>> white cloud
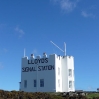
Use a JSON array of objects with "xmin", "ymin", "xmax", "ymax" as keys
[
  {"xmin": 15, "ymin": 27, "xmax": 25, "ymax": 38},
  {"xmin": 81, "ymin": 11, "xmax": 95, "ymax": 18},
  {"xmin": 52, "ymin": 0, "xmax": 79, "ymax": 12}
]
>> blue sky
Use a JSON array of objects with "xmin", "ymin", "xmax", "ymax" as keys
[{"xmin": 0, "ymin": 0, "xmax": 99, "ymax": 91}]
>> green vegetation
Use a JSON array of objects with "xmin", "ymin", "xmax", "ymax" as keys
[
  {"xmin": 87, "ymin": 93, "xmax": 99, "ymax": 99},
  {"xmin": 0, "ymin": 90, "xmax": 99, "ymax": 99}
]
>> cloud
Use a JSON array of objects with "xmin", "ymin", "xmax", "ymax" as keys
[
  {"xmin": 52, "ymin": 0, "xmax": 79, "ymax": 12},
  {"xmin": 81, "ymin": 11, "xmax": 95, "ymax": 18},
  {"xmin": 15, "ymin": 27, "xmax": 25, "ymax": 38}
]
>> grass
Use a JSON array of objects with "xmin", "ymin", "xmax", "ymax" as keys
[{"xmin": 87, "ymin": 93, "xmax": 99, "ymax": 99}]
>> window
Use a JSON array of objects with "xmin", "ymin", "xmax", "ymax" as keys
[
  {"xmin": 69, "ymin": 81, "xmax": 72, "ymax": 89},
  {"xmin": 69, "ymin": 69, "xmax": 72, "ymax": 77},
  {"xmin": 24, "ymin": 80, "xmax": 27, "ymax": 88},
  {"xmin": 58, "ymin": 79, "xmax": 60, "ymax": 87},
  {"xmin": 34, "ymin": 79, "xmax": 37, "ymax": 87},
  {"xmin": 40, "ymin": 79, "xmax": 44, "ymax": 87},
  {"xmin": 58, "ymin": 67, "xmax": 60, "ymax": 75}
]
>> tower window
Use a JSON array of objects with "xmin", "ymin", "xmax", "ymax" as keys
[
  {"xmin": 58, "ymin": 67, "xmax": 60, "ymax": 75},
  {"xmin": 40, "ymin": 79, "xmax": 44, "ymax": 87},
  {"xmin": 24, "ymin": 80, "xmax": 27, "ymax": 88},
  {"xmin": 69, "ymin": 81, "xmax": 72, "ymax": 89},
  {"xmin": 58, "ymin": 79, "xmax": 60, "ymax": 87},
  {"xmin": 34, "ymin": 79, "xmax": 37, "ymax": 87},
  {"xmin": 69, "ymin": 69, "xmax": 72, "ymax": 77}
]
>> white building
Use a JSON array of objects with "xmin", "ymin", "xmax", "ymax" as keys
[{"xmin": 20, "ymin": 53, "xmax": 75, "ymax": 92}]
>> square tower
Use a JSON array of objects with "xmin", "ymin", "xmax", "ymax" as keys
[{"xmin": 20, "ymin": 53, "xmax": 75, "ymax": 92}]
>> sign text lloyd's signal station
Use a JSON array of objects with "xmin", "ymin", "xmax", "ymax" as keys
[{"xmin": 22, "ymin": 58, "xmax": 54, "ymax": 72}]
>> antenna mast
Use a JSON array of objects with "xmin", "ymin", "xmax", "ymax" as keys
[
  {"xmin": 64, "ymin": 42, "xmax": 66, "ymax": 56},
  {"xmin": 50, "ymin": 41, "xmax": 66, "ymax": 56},
  {"xmin": 24, "ymin": 48, "xmax": 25, "ymax": 57}
]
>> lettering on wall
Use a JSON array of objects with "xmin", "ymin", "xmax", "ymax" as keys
[
  {"xmin": 22, "ymin": 65, "xmax": 54, "ymax": 72},
  {"xmin": 28, "ymin": 58, "xmax": 48, "ymax": 64}
]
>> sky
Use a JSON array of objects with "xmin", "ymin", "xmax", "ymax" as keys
[{"xmin": 0, "ymin": 0, "xmax": 99, "ymax": 91}]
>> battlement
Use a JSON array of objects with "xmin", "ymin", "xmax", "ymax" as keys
[
  {"xmin": 22, "ymin": 53, "xmax": 74, "ymax": 60},
  {"xmin": 22, "ymin": 53, "xmax": 55, "ymax": 60}
]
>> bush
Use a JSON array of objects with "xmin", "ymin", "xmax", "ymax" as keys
[{"xmin": 0, "ymin": 90, "xmax": 99, "ymax": 99}]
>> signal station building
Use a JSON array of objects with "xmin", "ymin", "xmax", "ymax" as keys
[{"xmin": 20, "ymin": 53, "xmax": 75, "ymax": 92}]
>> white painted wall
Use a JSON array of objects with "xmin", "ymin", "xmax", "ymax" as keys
[
  {"xmin": 67, "ymin": 56, "xmax": 75, "ymax": 92},
  {"xmin": 61, "ymin": 56, "xmax": 68, "ymax": 92},
  {"xmin": 55, "ymin": 55, "xmax": 62, "ymax": 92},
  {"xmin": 20, "ymin": 54, "xmax": 75, "ymax": 92},
  {"xmin": 20, "ymin": 54, "xmax": 56, "ymax": 92}
]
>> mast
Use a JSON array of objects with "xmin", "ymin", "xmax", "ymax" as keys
[
  {"xmin": 24, "ymin": 48, "xmax": 25, "ymax": 57},
  {"xmin": 64, "ymin": 42, "xmax": 66, "ymax": 56},
  {"xmin": 50, "ymin": 41, "xmax": 66, "ymax": 56}
]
